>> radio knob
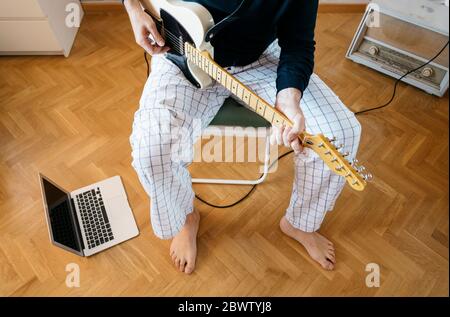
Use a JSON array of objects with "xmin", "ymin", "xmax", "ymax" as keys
[
  {"xmin": 368, "ymin": 46, "xmax": 379, "ymax": 56},
  {"xmin": 421, "ymin": 67, "xmax": 434, "ymax": 78}
]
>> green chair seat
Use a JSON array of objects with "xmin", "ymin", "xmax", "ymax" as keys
[{"xmin": 209, "ymin": 98, "xmax": 271, "ymax": 128}]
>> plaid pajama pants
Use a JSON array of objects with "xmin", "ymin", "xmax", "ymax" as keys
[{"xmin": 130, "ymin": 41, "xmax": 362, "ymax": 239}]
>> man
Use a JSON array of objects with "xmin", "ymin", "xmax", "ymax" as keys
[{"xmin": 124, "ymin": 0, "xmax": 362, "ymax": 274}]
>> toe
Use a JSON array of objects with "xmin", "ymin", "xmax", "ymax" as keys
[
  {"xmin": 179, "ymin": 259, "xmax": 186, "ymax": 272},
  {"xmin": 174, "ymin": 257, "xmax": 181, "ymax": 269},
  {"xmin": 184, "ymin": 263, "xmax": 195, "ymax": 275},
  {"xmin": 319, "ymin": 258, "xmax": 334, "ymax": 270},
  {"xmin": 184, "ymin": 258, "xmax": 196, "ymax": 275},
  {"xmin": 327, "ymin": 252, "xmax": 336, "ymax": 264}
]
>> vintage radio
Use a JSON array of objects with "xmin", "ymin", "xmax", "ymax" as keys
[{"xmin": 346, "ymin": 1, "xmax": 449, "ymax": 97}]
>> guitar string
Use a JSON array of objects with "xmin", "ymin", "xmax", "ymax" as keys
[
  {"xmin": 153, "ymin": 23, "xmax": 186, "ymax": 53},
  {"xmin": 148, "ymin": 22, "xmax": 185, "ymax": 53},
  {"xmin": 154, "ymin": 20, "xmax": 185, "ymax": 45},
  {"xmin": 160, "ymin": 34, "xmax": 184, "ymax": 54}
]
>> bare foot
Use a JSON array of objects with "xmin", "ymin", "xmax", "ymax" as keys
[
  {"xmin": 169, "ymin": 210, "xmax": 200, "ymax": 274},
  {"xmin": 280, "ymin": 216, "xmax": 336, "ymax": 270}
]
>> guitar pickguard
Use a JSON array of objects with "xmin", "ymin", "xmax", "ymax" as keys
[{"xmin": 159, "ymin": 9, "xmax": 201, "ymax": 88}]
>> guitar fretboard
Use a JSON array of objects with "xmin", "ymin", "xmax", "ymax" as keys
[{"xmin": 185, "ymin": 43, "xmax": 304, "ymax": 138}]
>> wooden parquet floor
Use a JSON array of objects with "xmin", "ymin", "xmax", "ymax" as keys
[{"xmin": 0, "ymin": 11, "xmax": 448, "ymax": 296}]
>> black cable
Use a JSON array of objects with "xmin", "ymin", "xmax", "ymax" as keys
[
  {"xmin": 354, "ymin": 41, "xmax": 449, "ymax": 115},
  {"xmin": 195, "ymin": 184, "xmax": 257, "ymax": 209},
  {"xmin": 194, "ymin": 150, "xmax": 294, "ymax": 208}
]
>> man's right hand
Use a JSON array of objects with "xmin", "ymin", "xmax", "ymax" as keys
[{"xmin": 124, "ymin": 0, "xmax": 170, "ymax": 55}]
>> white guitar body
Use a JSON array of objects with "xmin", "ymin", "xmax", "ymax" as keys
[{"xmin": 141, "ymin": 0, "xmax": 215, "ymax": 88}]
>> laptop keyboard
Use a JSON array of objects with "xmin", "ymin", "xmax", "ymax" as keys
[{"xmin": 76, "ymin": 188, "xmax": 114, "ymax": 249}]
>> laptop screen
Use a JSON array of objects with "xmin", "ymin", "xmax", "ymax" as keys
[{"xmin": 41, "ymin": 177, "xmax": 82, "ymax": 253}]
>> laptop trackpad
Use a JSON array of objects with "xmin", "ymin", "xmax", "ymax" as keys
[
  {"xmin": 106, "ymin": 195, "xmax": 138, "ymax": 241},
  {"xmin": 106, "ymin": 196, "xmax": 130, "ymax": 220}
]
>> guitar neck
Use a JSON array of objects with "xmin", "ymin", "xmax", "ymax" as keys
[{"xmin": 184, "ymin": 43, "xmax": 306, "ymax": 140}]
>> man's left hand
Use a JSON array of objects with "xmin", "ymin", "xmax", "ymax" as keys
[{"xmin": 270, "ymin": 88, "xmax": 306, "ymax": 154}]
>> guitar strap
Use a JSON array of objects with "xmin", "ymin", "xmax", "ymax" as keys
[{"xmin": 204, "ymin": 0, "xmax": 249, "ymax": 43}]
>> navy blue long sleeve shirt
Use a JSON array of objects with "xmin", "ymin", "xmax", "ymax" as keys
[
  {"xmin": 188, "ymin": 0, "xmax": 319, "ymax": 94},
  {"xmin": 124, "ymin": 0, "xmax": 319, "ymax": 93}
]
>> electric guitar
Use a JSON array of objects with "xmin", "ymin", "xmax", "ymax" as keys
[{"xmin": 140, "ymin": 0, "xmax": 372, "ymax": 191}]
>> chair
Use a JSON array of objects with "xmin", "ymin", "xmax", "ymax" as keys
[{"xmin": 192, "ymin": 98, "xmax": 272, "ymax": 185}]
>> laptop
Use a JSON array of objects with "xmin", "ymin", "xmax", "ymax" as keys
[{"xmin": 39, "ymin": 173, "xmax": 139, "ymax": 256}]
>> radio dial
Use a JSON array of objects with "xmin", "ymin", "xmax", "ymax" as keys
[
  {"xmin": 368, "ymin": 46, "xmax": 379, "ymax": 56},
  {"xmin": 421, "ymin": 67, "xmax": 434, "ymax": 78}
]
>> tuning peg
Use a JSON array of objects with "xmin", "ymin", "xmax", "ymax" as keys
[
  {"xmin": 351, "ymin": 158, "xmax": 359, "ymax": 166},
  {"xmin": 335, "ymin": 165, "xmax": 344, "ymax": 172},
  {"xmin": 362, "ymin": 172, "xmax": 373, "ymax": 182},
  {"xmin": 356, "ymin": 165, "xmax": 366, "ymax": 173},
  {"xmin": 335, "ymin": 143, "xmax": 344, "ymax": 150},
  {"xmin": 328, "ymin": 136, "xmax": 337, "ymax": 142},
  {"xmin": 341, "ymin": 151, "xmax": 350, "ymax": 157}
]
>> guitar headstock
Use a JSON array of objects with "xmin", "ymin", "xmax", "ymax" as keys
[{"xmin": 302, "ymin": 133, "xmax": 372, "ymax": 191}]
